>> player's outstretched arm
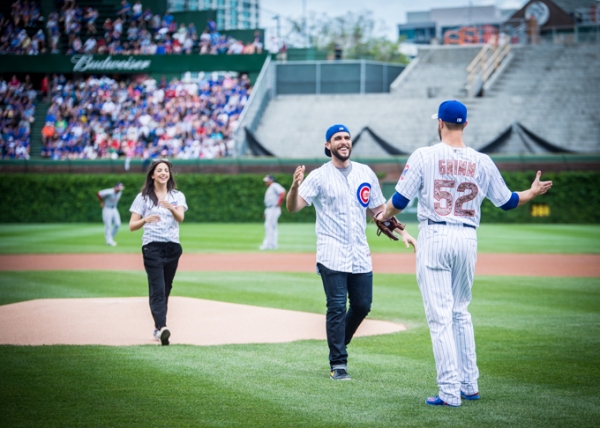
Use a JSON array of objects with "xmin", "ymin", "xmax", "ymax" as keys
[
  {"xmin": 516, "ymin": 171, "xmax": 553, "ymax": 207},
  {"xmin": 374, "ymin": 199, "xmax": 402, "ymax": 221},
  {"xmin": 286, "ymin": 165, "xmax": 308, "ymax": 213}
]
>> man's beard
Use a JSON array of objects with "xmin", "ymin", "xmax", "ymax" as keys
[{"xmin": 331, "ymin": 146, "xmax": 351, "ymax": 162}]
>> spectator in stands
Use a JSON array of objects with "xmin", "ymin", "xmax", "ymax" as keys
[
  {"xmin": 117, "ymin": 0, "xmax": 131, "ymax": 22},
  {"xmin": 253, "ymin": 31, "xmax": 263, "ymax": 53},
  {"xmin": 83, "ymin": 35, "xmax": 96, "ymax": 53},
  {"xmin": 131, "ymin": 0, "xmax": 142, "ymax": 23},
  {"xmin": 68, "ymin": 35, "xmax": 82, "ymax": 54},
  {"xmin": 334, "ymin": 43, "xmax": 343, "ymax": 60},
  {"xmin": 84, "ymin": 6, "xmax": 98, "ymax": 34},
  {"xmin": 103, "ymin": 18, "xmax": 113, "ymax": 38}
]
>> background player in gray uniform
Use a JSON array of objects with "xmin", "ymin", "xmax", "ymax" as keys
[
  {"xmin": 97, "ymin": 182, "xmax": 124, "ymax": 246},
  {"xmin": 260, "ymin": 175, "xmax": 286, "ymax": 250},
  {"xmin": 376, "ymin": 100, "xmax": 552, "ymax": 406},
  {"xmin": 287, "ymin": 124, "xmax": 416, "ymax": 381},
  {"xmin": 129, "ymin": 159, "xmax": 188, "ymax": 346}
]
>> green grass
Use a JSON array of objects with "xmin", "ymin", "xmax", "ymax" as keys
[
  {"xmin": 1, "ymin": 271, "xmax": 599, "ymax": 427},
  {"xmin": 0, "ymin": 223, "xmax": 599, "ymax": 254}
]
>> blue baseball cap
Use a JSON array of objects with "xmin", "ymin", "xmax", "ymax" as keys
[
  {"xmin": 324, "ymin": 124, "xmax": 350, "ymax": 157},
  {"xmin": 432, "ymin": 100, "xmax": 467, "ymax": 124},
  {"xmin": 262, "ymin": 175, "xmax": 275, "ymax": 182}
]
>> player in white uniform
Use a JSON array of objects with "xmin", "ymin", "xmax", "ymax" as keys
[
  {"xmin": 260, "ymin": 175, "xmax": 286, "ymax": 250},
  {"xmin": 287, "ymin": 124, "xmax": 416, "ymax": 381},
  {"xmin": 376, "ymin": 100, "xmax": 552, "ymax": 406},
  {"xmin": 129, "ymin": 159, "xmax": 188, "ymax": 346},
  {"xmin": 97, "ymin": 183, "xmax": 124, "ymax": 246}
]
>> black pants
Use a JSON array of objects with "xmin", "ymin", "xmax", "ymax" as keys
[
  {"xmin": 142, "ymin": 242, "xmax": 183, "ymax": 330},
  {"xmin": 317, "ymin": 263, "xmax": 373, "ymax": 368}
]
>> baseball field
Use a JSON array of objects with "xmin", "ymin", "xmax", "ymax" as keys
[{"xmin": 0, "ymin": 223, "xmax": 599, "ymax": 427}]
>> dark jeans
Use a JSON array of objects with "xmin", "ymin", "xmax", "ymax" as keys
[
  {"xmin": 142, "ymin": 242, "xmax": 183, "ymax": 330},
  {"xmin": 317, "ymin": 263, "xmax": 373, "ymax": 368}
]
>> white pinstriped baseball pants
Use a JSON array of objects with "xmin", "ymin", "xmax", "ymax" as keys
[
  {"xmin": 261, "ymin": 206, "xmax": 281, "ymax": 249},
  {"xmin": 102, "ymin": 207, "xmax": 121, "ymax": 244},
  {"xmin": 416, "ymin": 223, "xmax": 479, "ymax": 406}
]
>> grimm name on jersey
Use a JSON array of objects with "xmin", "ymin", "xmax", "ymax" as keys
[
  {"xmin": 356, "ymin": 183, "xmax": 371, "ymax": 207},
  {"xmin": 439, "ymin": 159, "xmax": 477, "ymax": 178}
]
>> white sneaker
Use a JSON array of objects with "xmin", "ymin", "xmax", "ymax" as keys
[
  {"xmin": 153, "ymin": 329, "xmax": 161, "ymax": 342},
  {"xmin": 107, "ymin": 241, "xmax": 117, "ymax": 247}
]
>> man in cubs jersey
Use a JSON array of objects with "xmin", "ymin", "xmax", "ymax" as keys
[
  {"xmin": 97, "ymin": 182, "xmax": 124, "ymax": 246},
  {"xmin": 260, "ymin": 175, "xmax": 286, "ymax": 250},
  {"xmin": 376, "ymin": 100, "xmax": 552, "ymax": 406},
  {"xmin": 287, "ymin": 124, "xmax": 417, "ymax": 381}
]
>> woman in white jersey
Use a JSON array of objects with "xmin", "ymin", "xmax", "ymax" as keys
[{"xmin": 129, "ymin": 159, "xmax": 188, "ymax": 346}]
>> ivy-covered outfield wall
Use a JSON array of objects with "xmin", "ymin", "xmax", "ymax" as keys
[{"xmin": 1, "ymin": 171, "xmax": 598, "ymax": 224}]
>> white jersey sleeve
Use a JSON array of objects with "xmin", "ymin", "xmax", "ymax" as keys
[
  {"xmin": 129, "ymin": 193, "xmax": 147, "ymax": 216},
  {"xmin": 367, "ymin": 168, "xmax": 386, "ymax": 209},
  {"xmin": 298, "ymin": 169, "xmax": 322, "ymax": 207},
  {"xmin": 98, "ymin": 188, "xmax": 113, "ymax": 199},
  {"xmin": 395, "ymin": 150, "xmax": 424, "ymax": 200},
  {"xmin": 480, "ymin": 155, "xmax": 512, "ymax": 207}
]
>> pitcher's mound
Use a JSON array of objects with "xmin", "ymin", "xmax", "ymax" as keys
[{"xmin": 0, "ymin": 297, "xmax": 407, "ymax": 346}]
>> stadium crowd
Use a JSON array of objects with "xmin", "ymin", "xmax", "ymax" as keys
[
  {"xmin": 41, "ymin": 72, "xmax": 250, "ymax": 160},
  {"xmin": 0, "ymin": 0, "xmax": 45, "ymax": 54},
  {"xmin": 0, "ymin": 75, "xmax": 36, "ymax": 159},
  {"xmin": 1, "ymin": 0, "xmax": 264, "ymax": 56}
]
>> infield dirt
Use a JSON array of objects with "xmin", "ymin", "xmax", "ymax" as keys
[{"xmin": 1, "ymin": 252, "xmax": 597, "ymax": 347}]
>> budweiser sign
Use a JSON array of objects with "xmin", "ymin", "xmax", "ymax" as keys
[{"xmin": 71, "ymin": 55, "xmax": 152, "ymax": 72}]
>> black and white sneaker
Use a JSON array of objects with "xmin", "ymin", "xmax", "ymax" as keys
[
  {"xmin": 158, "ymin": 327, "xmax": 170, "ymax": 346},
  {"xmin": 330, "ymin": 368, "xmax": 351, "ymax": 380}
]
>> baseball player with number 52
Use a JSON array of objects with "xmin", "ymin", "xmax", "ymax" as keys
[{"xmin": 375, "ymin": 100, "xmax": 552, "ymax": 407}]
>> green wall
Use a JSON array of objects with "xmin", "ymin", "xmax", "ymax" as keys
[{"xmin": 2, "ymin": 171, "xmax": 599, "ymax": 224}]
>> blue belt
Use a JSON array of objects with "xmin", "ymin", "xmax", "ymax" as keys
[{"xmin": 428, "ymin": 219, "xmax": 476, "ymax": 229}]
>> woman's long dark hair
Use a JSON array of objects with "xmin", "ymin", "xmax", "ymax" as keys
[{"xmin": 141, "ymin": 159, "xmax": 177, "ymax": 206}]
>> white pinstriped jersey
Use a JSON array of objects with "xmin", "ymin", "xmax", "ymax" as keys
[
  {"xmin": 298, "ymin": 161, "xmax": 385, "ymax": 273},
  {"xmin": 264, "ymin": 182, "xmax": 285, "ymax": 207},
  {"xmin": 98, "ymin": 188, "xmax": 122, "ymax": 208},
  {"xmin": 129, "ymin": 190, "xmax": 188, "ymax": 245},
  {"xmin": 395, "ymin": 143, "xmax": 512, "ymax": 228}
]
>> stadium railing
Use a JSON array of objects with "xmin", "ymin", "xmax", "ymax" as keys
[
  {"xmin": 233, "ymin": 55, "xmax": 273, "ymax": 156},
  {"xmin": 1, "ymin": 154, "xmax": 598, "ymax": 174}
]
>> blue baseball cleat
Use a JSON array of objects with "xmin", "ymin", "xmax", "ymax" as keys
[
  {"xmin": 461, "ymin": 391, "xmax": 480, "ymax": 400},
  {"xmin": 426, "ymin": 396, "xmax": 460, "ymax": 407}
]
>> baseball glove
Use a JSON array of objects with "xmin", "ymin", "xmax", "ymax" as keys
[{"xmin": 374, "ymin": 212, "xmax": 405, "ymax": 241}]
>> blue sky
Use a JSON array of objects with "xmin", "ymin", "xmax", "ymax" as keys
[{"xmin": 259, "ymin": 0, "xmax": 528, "ymax": 43}]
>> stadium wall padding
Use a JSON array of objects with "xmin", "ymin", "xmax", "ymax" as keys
[{"xmin": 2, "ymin": 171, "xmax": 599, "ymax": 224}]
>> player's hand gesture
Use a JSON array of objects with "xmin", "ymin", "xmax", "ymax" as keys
[
  {"xmin": 159, "ymin": 200, "xmax": 174, "ymax": 211},
  {"xmin": 291, "ymin": 165, "xmax": 305, "ymax": 189},
  {"xmin": 531, "ymin": 171, "xmax": 552, "ymax": 197},
  {"xmin": 399, "ymin": 229, "xmax": 417, "ymax": 253},
  {"xmin": 144, "ymin": 214, "xmax": 161, "ymax": 223}
]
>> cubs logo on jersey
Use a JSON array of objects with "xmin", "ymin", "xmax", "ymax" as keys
[
  {"xmin": 356, "ymin": 183, "xmax": 371, "ymax": 207},
  {"xmin": 400, "ymin": 164, "xmax": 410, "ymax": 180}
]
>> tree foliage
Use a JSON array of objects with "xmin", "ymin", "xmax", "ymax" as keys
[{"xmin": 287, "ymin": 10, "xmax": 408, "ymax": 64}]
